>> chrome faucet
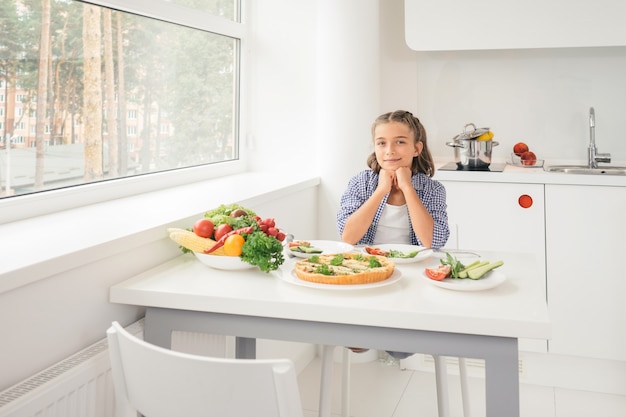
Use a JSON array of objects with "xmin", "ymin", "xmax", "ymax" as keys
[{"xmin": 588, "ymin": 107, "xmax": 611, "ymax": 168}]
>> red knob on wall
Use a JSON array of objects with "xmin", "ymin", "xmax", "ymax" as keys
[{"xmin": 518, "ymin": 194, "xmax": 533, "ymax": 208}]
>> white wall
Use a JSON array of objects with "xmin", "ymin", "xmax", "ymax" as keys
[
  {"xmin": 415, "ymin": 47, "xmax": 626, "ymax": 164},
  {"xmin": 247, "ymin": 0, "xmax": 383, "ymax": 240}
]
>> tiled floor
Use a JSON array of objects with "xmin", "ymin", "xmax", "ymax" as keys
[{"xmin": 296, "ymin": 352, "xmax": 556, "ymax": 417}]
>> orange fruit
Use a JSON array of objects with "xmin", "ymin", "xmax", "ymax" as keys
[{"xmin": 223, "ymin": 234, "xmax": 245, "ymax": 256}]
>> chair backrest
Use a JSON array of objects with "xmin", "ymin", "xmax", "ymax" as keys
[{"xmin": 106, "ymin": 321, "xmax": 304, "ymax": 417}]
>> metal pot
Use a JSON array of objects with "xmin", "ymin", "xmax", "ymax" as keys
[{"xmin": 446, "ymin": 123, "xmax": 499, "ymax": 169}]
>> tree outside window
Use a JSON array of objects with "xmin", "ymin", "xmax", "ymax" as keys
[{"xmin": 0, "ymin": 0, "xmax": 239, "ymax": 197}]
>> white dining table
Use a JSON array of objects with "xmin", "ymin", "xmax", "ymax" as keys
[{"xmin": 110, "ymin": 249, "xmax": 550, "ymax": 417}]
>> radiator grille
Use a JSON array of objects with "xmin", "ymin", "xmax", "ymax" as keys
[{"xmin": 0, "ymin": 319, "xmax": 144, "ymax": 417}]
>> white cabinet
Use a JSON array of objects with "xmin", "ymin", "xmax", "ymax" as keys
[
  {"xmin": 545, "ymin": 184, "xmax": 626, "ymax": 361},
  {"xmin": 442, "ymin": 180, "xmax": 545, "ymax": 258},
  {"xmin": 441, "ymin": 180, "xmax": 547, "ymax": 352},
  {"xmin": 405, "ymin": 0, "xmax": 626, "ymax": 51}
]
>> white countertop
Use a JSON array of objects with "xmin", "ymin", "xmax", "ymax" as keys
[
  {"xmin": 433, "ymin": 160, "xmax": 626, "ymax": 186},
  {"xmin": 110, "ymin": 250, "xmax": 550, "ymax": 340}
]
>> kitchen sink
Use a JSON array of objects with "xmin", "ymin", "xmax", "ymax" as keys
[{"xmin": 545, "ymin": 165, "xmax": 626, "ymax": 175}]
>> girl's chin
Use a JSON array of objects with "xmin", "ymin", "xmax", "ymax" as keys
[{"xmin": 382, "ymin": 162, "xmax": 402, "ymax": 169}]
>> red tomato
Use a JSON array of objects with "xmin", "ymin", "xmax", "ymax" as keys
[
  {"xmin": 425, "ymin": 265, "xmax": 451, "ymax": 281},
  {"xmin": 214, "ymin": 223, "xmax": 233, "ymax": 241},
  {"xmin": 365, "ymin": 246, "xmax": 389, "ymax": 257},
  {"xmin": 261, "ymin": 218, "xmax": 275, "ymax": 228},
  {"xmin": 193, "ymin": 218, "xmax": 214, "ymax": 238},
  {"xmin": 267, "ymin": 227, "xmax": 279, "ymax": 237},
  {"xmin": 276, "ymin": 232, "xmax": 286, "ymax": 242}
]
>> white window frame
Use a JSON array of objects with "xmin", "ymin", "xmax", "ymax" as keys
[{"xmin": 0, "ymin": 0, "xmax": 249, "ymax": 224}]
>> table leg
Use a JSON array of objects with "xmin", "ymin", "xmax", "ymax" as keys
[
  {"xmin": 484, "ymin": 337, "xmax": 519, "ymax": 417},
  {"xmin": 236, "ymin": 337, "xmax": 256, "ymax": 359},
  {"xmin": 144, "ymin": 308, "xmax": 173, "ymax": 348}
]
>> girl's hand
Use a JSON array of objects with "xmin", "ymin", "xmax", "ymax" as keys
[
  {"xmin": 394, "ymin": 166, "xmax": 413, "ymax": 191},
  {"xmin": 377, "ymin": 169, "xmax": 396, "ymax": 194}
]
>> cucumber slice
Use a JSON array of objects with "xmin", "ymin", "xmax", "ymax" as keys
[
  {"xmin": 458, "ymin": 260, "xmax": 488, "ymax": 278},
  {"xmin": 301, "ymin": 246, "xmax": 323, "ymax": 254},
  {"xmin": 467, "ymin": 260, "xmax": 504, "ymax": 280}
]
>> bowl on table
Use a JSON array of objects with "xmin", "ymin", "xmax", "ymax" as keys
[{"xmin": 194, "ymin": 252, "xmax": 255, "ymax": 270}]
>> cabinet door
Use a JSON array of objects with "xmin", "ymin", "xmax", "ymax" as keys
[
  {"xmin": 442, "ymin": 180, "xmax": 547, "ymax": 352},
  {"xmin": 442, "ymin": 181, "xmax": 545, "ymax": 256},
  {"xmin": 545, "ymin": 184, "xmax": 626, "ymax": 361},
  {"xmin": 405, "ymin": 0, "xmax": 626, "ymax": 50}
]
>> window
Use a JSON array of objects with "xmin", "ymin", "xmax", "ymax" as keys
[{"xmin": 0, "ymin": 0, "xmax": 244, "ymax": 202}]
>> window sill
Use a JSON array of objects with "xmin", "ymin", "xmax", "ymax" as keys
[{"xmin": 0, "ymin": 172, "xmax": 320, "ymax": 294}]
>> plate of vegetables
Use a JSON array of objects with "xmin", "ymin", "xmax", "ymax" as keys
[
  {"xmin": 363, "ymin": 244, "xmax": 432, "ymax": 264},
  {"xmin": 422, "ymin": 253, "xmax": 506, "ymax": 291}
]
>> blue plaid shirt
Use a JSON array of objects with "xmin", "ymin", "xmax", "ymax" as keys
[{"xmin": 337, "ymin": 169, "xmax": 450, "ymax": 249}]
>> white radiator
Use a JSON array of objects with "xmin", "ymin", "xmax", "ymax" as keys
[{"xmin": 0, "ymin": 320, "xmax": 231, "ymax": 417}]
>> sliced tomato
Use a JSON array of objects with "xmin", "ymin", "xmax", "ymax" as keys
[
  {"xmin": 425, "ymin": 265, "xmax": 451, "ymax": 281},
  {"xmin": 365, "ymin": 246, "xmax": 390, "ymax": 257}
]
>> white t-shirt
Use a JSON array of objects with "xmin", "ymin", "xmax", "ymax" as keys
[{"xmin": 374, "ymin": 204, "xmax": 411, "ymax": 244}]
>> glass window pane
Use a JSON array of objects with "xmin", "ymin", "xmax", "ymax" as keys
[{"xmin": 0, "ymin": 0, "xmax": 239, "ymax": 198}]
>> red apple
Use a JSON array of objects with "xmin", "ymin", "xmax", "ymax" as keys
[
  {"xmin": 520, "ymin": 151, "xmax": 537, "ymax": 166},
  {"xmin": 513, "ymin": 142, "xmax": 529, "ymax": 156}
]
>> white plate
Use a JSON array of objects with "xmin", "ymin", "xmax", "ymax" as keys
[
  {"xmin": 194, "ymin": 252, "xmax": 256, "ymax": 270},
  {"xmin": 278, "ymin": 268, "xmax": 402, "ymax": 290},
  {"xmin": 286, "ymin": 240, "xmax": 354, "ymax": 258},
  {"xmin": 421, "ymin": 270, "xmax": 506, "ymax": 291},
  {"xmin": 432, "ymin": 250, "xmax": 482, "ymax": 265},
  {"xmin": 361, "ymin": 244, "xmax": 433, "ymax": 264}
]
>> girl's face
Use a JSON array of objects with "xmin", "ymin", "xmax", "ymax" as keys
[{"xmin": 374, "ymin": 121, "xmax": 422, "ymax": 171}]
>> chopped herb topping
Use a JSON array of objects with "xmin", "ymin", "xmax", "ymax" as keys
[
  {"xmin": 368, "ymin": 256, "xmax": 382, "ymax": 268},
  {"xmin": 314, "ymin": 263, "xmax": 334, "ymax": 275},
  {"xmin": 330, "ymin": 254, "xmax": 345, "ymax": 266}
]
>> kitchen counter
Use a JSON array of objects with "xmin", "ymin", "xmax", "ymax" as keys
[{"xmin": 434, "ymin": 160, "xmax": 626, "ymax": 187}]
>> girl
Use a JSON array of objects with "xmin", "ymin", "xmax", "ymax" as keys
[{"xmin": 337, "ymin": 110, "xmax": 449, "ymax": 249}]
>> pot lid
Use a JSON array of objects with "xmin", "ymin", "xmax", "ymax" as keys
[{"xmin": 452, "ymin": 123, "xmax": 490, "ymax": 140}]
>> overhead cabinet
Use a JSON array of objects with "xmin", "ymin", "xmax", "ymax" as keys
[{"xmin": 405, "ymin": 0, "xmax": 626, "ymax": 51}]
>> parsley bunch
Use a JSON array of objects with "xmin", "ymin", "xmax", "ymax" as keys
[
  {"xmin": 240, "ymin": 231, "xmax": 285, "ymax": 273},
  {"xmin": 439, "ymin": 252, "xmax": 465, "ymax": 278}
]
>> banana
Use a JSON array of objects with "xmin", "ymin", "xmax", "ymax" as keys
[{"xmin": 476, "ymin": 131, "xmax": 494, "ymax": 141}]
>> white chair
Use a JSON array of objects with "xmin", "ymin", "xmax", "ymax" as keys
[
  {"xmin": 106, "ymin": 321, "xmax": 304, "ymax": 417},
  {"xmin": 319, "ymin": 347, "xmax": 471, "ymax": 417}
]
